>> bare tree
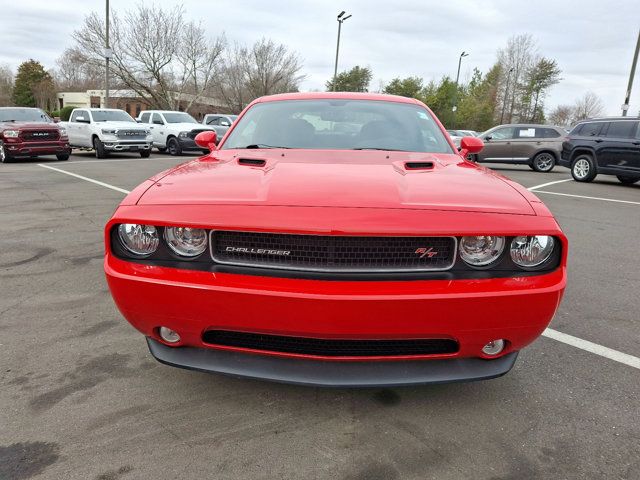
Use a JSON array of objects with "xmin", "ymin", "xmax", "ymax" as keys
[
  {"xmin": 212, "ymin": 39, "xmax": 304, "ymax": 113},
  {"xmin": 572, "ymin": 92, "xmax": 605, "ymax": 122},
  {"xmin": 0, "ymin": 64, "xmax": 13, "ymax": 107},
  {"xmin": 32, "ymin": 76, "xmax": 57, "ymax": 111},
  {"xmin": 55, "ymin": 47, "xmax": 103, "ymax": 91},
  {"xmin": 496, "ymin": 34, "xmax": 537, "ymax": 123},
  {"xmin": 72, "ymin": 4, "xmax": 224, "ymax": 110},
  {"xmin": 245, "ymin": 38, "xmax": 304, "ymax": 97},
  {"xmin": 548, "ymin": 105, "xmax": 573, "ymax": 127}
]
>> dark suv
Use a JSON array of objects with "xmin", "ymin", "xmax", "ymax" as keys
[
  {"xmin": 0, "ymin": 107, "xmax": 70, "ymax": 163},
  {"xmin": 560, "ymin": 117, "xmax": 640, "ymax": 184},
  {"xmin": 474, "ymin": 124, "xmax": 565, "ymax": 172}
]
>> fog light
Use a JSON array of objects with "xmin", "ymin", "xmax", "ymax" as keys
[
  {"xmin": 482, "ymin": 339, "xmax": 505, "ymax": 356},
  {"xmin": 159, "ymin": 326, "xmax": 181, "ymax": 343}
]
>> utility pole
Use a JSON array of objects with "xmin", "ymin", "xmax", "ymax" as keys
[
  {"xmin": 332, "ymin": 11, "xmax": 352, "ymax": 91},
  {"xmin": 452, "ymin": 51, "xmax": 468, "ymax": 128},
  {"xmin": 622, "ymin": 28, "xmax": 640, "ymax": 116},
  {"xmin": 104, "ymin": 0, "xmax": 111, "ymax": 108},
  {"xmin": 500, "ymin": 67, "xmax": 515, "ymax": 124}
]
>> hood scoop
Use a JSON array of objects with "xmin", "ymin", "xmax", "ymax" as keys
[
  {"xmin": 238, "ymin": 158, "xmax": 267, "ymax": 167},
  {"xmin": 404, "ymin": 161, "xmax": 434, "ymax": 170}
]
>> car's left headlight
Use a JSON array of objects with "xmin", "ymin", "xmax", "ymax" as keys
[
  {"xmin": 459, "ymin": 236, "xmax": 505, "ymax": 267},
  {"xmin": 178, "ymin": 131, "xmax": 189, "ymax": 138},
  {"xmin": 164, "ymin": 227, "xmax": 208, "ymax": 257},
  {"xmin": 59, "ymin": 127, "xmax": 68, "ymax": 138},
  {"xmin": 510, "ymin": 236, "xmax": 555, "ymax": 268},
  {"xmin": 117, "ymin": 224, "xmax": 159, "ymax": 256},
  {"xmin": 101, "ymin": 129, "xmax": 117, "ymax": 135},
  {"xmin": 3, "ymin": 130, "xmax": 19, "ymax": 138}
]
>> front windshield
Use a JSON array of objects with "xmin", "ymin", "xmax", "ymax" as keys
[
  {"xmin": 163, "ymin": 112, "xmax": 197, "ymax": 124},
  {"xmin": 0, "ymin": 108, "xmax": 52, "ymax": 123},
  {"xmin": 222, "ymin": 99, "xmax": 454, "ymax": 153},
  {"xmin": 92, "ymin": 110, "xmax": 136, "ymax": 122}
]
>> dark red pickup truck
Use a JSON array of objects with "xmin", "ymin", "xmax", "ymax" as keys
[{"xmin": 0, "ymin": 107, "xmax": 71, "ymax": 163}]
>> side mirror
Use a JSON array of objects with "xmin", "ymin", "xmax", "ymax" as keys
[
  {"xmin": 76, "ymin": 116, "xmax": 89, "ymax": 123},
  {"xmin": 484, "ymin": 135, "xmax": 492, "ymax": 141},
  {"xmin": 459, "ymin": 136, "xmax": 484, "ymax": 156},
  {"xmin": 136, "ymin": 119, "xmax": 142, "ymax": 123},
  {"xmin": 153, "ymin": 119, "xmax": 164, "ymax": 125},
  {"xmin": 195, "ymin": 130, "xmax": 217, "ymax": 150},
  {"xmin": 220, "ymin": 120, "xmax": 231, "ymax": 127}
]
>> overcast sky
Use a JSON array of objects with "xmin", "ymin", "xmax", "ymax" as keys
[{"xmin": 0, "ymin": 0, "xmax": 638, "ymax": 116}]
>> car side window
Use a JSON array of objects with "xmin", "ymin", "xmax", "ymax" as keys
[
  {"xmin": 140, "ymin": 112, "xmax": 151, "ymax": 124},
  {"xmin": 605, "ymin": 121, "xmax": 638, "ymax": 139},
  {"xmin": 488, "ymin": 127, "xmax": 515, "ymax": 140},
  {"xmin": 70, "ymin": 110, "xmax": 79, "ymax": 122},
  {"xmin": 516, "ymin": 127, "xmax": 536, "ymax": 139},
  {"xmin": 540, "ymin": 128, "xmax": 561, "ymax": 138},
  {"xmin": 152, "ymin": 113, "xmax": 163, "ymax": 125},
  {"xmin": 580, "ymin": 122, "xmax": 604, "ymax": 137},
  {"xmin": 207, "ymin": 116, "xmax": 220, "ymax": 125}
]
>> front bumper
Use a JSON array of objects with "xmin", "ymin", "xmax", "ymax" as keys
[
  {"xmin": 147, "ymin": 337, "xmax": 519, "ymax": 386},
  {"xmin": 177, "ymin": 137, "xmax": 201, "ymax": 151},
  {"xmin": 103, "ymin": 141, "xmax": 152, "ymax": 151},
  {"xmin": 5, "ymin": 141, "xmax": 71, "ymax": 157}
]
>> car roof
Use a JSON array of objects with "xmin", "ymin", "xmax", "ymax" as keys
[
  {"xmin": 252, "ymin": 91, "xmax": 420, "ymax": 105},
  {"xmin": 576, "ymin": 117, "xmax": 640, "ymax": 122}
]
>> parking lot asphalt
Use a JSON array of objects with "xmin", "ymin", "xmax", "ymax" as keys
[{"xmin": 1, "ymin": 152, "xmax": 638, "ymax": 480}]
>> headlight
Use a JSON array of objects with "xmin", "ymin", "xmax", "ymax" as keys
[
  {"xmin": 459, "ymin": 236, "xmax": 505, "ymax": 267},
  {"xmin": 59, "ymin": 127, "xmax": 68, "ymax": 137},
  {"xmin": 164, "ymin": 227, "xmax": 208, "ymax": 257},
  {"xmin": 510, "ymin": 236, "xmax": 555, "ymax": 268},
  {"xmin": 101, "ymin": 129, "xmax": 117, "ymax": 135},
  {"xmin": 117, "ymin": 224, "xmax": 159, "ymax": 256},
  {"xmin": 178, "ymin": 131, "xmax": 189, "ymax": 138},
  {"xmin": 3, "ymin": 130, "xmax": 19, "ymax": 138}
]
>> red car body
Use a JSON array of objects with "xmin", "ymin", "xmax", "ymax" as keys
[{"xmin": 105, "ymin": 92, "xmax": 567, "ymax": 386}]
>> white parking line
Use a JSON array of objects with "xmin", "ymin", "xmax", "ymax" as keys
[
  {"xmin": 38, "ymin": 164, "xmax": 131, "ymax": 194},
  {"xmin": 527, "ymin": 178, "xmax": 573, "ymax": 191},
  {"xmin": 543, "ymin": 329, "xmax": 640, "ymax": 370},
  {"xmin": 37, "ymin": 163, "xmax": 640, "ymax": 372},
  {"xmin": 534, "ymin": 190, "xmax": 640, "ymax": 206}
]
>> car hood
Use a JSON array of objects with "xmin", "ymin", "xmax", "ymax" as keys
[
  {"xmin": 165, "ymin": 123, "xmax": 216, "ymax": 131},
  {"xmin": 0, "ymin": 121, "xmax": 59, "ymax": 130},
  {"xmin": 96, "ymin": 121, "xmax": 148, "ymax": 129},
  {"xmin": 137, "ymin": 150, "xmax": 535, "ymax": 215}
]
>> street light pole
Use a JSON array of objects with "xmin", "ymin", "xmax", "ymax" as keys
[
  {"xmin": 452, "ymin": 51, "xmax": 468, "ymax": 128},
  {"xmin": 500, "ymin": 67, "xmax": 515, "ymax": 124},
  {"xmin": 105, "ymin": 0, "xmax": 110, "ymax": 108},
  {"xmin": 622, "ymin": 28, "xmax": 640, "ymax": 116},
  {"xmin": 332, "ymin": 11, "xmax": 352, "ymax": 91}
]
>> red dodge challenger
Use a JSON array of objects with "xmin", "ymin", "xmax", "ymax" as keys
[{"xmin": 105, "ymin": 92, "xmax": 567, "ymax": 387}]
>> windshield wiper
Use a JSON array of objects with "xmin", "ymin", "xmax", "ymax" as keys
[
  {"xmin": 352, "ymin": 147, "xmax": 407, "ymax": 151},
  {"xmin": 242, "ymin": 144, "xmax": 291, "ymax": 149}
]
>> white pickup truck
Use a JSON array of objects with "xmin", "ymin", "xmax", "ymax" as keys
[
  {"xmin": 62, "ymin": 108, "xmax": 153, "ymax": 158},
  {"xmin": 137, "ymin": 110, "xmax": 216, "ymax": 155}
]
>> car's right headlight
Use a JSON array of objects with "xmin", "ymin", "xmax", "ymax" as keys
[
  {"xmin": 510, "ymin": 236, "xmax": 555, "ymax": 268},
  {"xmin": 178, "ymin": 131, "xmax": 189, "ymax": 138},
  {"xmin": 3, "ymin": 130, "xmax": 19, "ymax": 138},
  {"xmin": 459, "ymin": 236, "xmax": 505, "ymax": 267},
  {"xmin": 164, "ymin": 226, "xmax": 208, "ymax": 257}
]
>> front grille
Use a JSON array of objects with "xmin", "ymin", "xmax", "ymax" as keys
[
  {"xmin": 211, "ymin": 231, "xmax": 456, "ymax": 272},
  {"xmin": 21, "ymin": 130, "xmax": 60, "ymax": 141},
  {"xmin": 187, "ymin": 129, "xmax": 209, "ymax": 139},
  {"xmin": 202, "ymin": 330, "xmax": 459, "ymax": 357},
  {"xmin": 116, "ymin": 130, "xmax": 146, "ymax": 138}
]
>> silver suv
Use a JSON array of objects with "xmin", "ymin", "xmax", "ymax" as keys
[{"xmin": 474, "ymin": 124, "xmax": 566, "ymax": 172}]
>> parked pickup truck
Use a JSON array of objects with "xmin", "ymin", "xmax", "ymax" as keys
[
  {"xmin": 62, "ymin": 108, "xmax": 153, "ymax": 158},
  {"xmin": 137, "ymin": 110, "xmax": 216, "ymax": 155},
  {"xmin": 0, "ymin": 107, "xmax": 71, "ymax": 163}
]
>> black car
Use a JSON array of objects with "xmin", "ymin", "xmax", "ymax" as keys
[{"xmin": 560, "ymin": 117, "xmax": 640, "ymax": 184}]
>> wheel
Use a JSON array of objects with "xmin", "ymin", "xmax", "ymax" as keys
[
  {"xmin": 466, "ymin": 153, "xmax": 478, "ymax": 162},
  {"xmin": 157, "ymin": 147, "xmax": 167, "ymax": 153},
  {"xmin": 617, "ymin": 175, "xmax": 640, "ymax": 185},
  {"xmin": 140, "ymin": 149, "xmax": 151, "ymax": 158},
  {"xmin": 93, "ymin": 137, "xmax": 107, "ymax": 159},
  {"xmin": 531, "ymin": 152, "xmax": 556, "ymax": 172},
  {"xmin": 0, "ymin": 141, "xmax": 13, "ymax": 163},
  {"xmin": 571, "ymin": 154, "xmax": 597, "ymax": 182},
  {"xmin": 167, "ymin": 137, "xmax": 182, "ymax": 156},
  {"xmin": 56, "ymin": 153, "xmax": 70, "ymax": 161}
]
